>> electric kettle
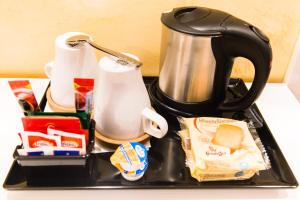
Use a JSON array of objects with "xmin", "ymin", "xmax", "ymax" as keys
[{"xmin": 157, "ymin": 7, "xmax": 272, "ymax": 114}]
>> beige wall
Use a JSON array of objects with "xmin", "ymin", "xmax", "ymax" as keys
[{"xmin": 0, "ymin": 0, "xmax": 299, "ymax": 82}]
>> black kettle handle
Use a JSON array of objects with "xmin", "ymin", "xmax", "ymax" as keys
[{"xmin": 219, "ymin": 17, "xmax": 272, "ymax": 111}]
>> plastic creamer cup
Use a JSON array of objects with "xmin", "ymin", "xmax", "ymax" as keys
[{"xmin": 110, "ymin": 142, "xmax": 148, "ymax": 181}]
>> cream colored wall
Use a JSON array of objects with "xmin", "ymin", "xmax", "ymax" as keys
[{"xmin": 0, "ymin": 0, "xmax": 299, "ymax": 82}]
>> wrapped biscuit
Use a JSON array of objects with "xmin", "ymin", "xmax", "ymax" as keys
[{"xmin": 178, "ymin": 117, "xmax": 269, "ymax": 182}]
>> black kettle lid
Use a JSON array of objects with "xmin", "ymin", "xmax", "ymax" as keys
[{"xmin": 161, "ymin": 7, "xmax": 230, "ymax": 36}]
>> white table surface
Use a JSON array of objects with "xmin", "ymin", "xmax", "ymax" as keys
[{"xmin": 0, "ymin": 78, "xmax": 299, "ymax": 200}]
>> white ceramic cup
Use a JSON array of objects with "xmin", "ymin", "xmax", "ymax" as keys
[
  {"xmin": 94, "ymin": 54, "xmax": 168, "ymax": 140},
  {"xmin": 45, "ymin": 32, "xmax": 98, "ymax": 108}
]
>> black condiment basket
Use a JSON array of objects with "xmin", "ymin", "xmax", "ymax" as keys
[
  {"xmin": 13, "ymin": 121, "xmax": 95, "ymax": 167},
  {"xmin": 13, "ymin": 83, "xmax": 95, "ymax": 167}
]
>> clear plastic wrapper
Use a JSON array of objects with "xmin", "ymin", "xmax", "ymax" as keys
[{"xmin": 178, "ymin": 117, "xmax": 270, "ymax": 182}]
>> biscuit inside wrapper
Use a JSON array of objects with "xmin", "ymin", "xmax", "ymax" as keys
[{"xmin": 178, "ymin": 117, "xmax": 269, "ymax": 182}]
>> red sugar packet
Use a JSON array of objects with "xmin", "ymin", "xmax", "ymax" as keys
[
  {"xmin": 74, "ymin": 78, "xmax": 94, "ymax": 114},
  {"xmin": 8, "ymin": 80, "xmax": 41, "ymax": 112}
]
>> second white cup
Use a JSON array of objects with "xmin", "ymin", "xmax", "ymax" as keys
[{"xmin": 94, "ymin": 54, "xmax": 168, "ymax": 140}]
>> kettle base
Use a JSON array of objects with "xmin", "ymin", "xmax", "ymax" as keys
[{"xmin": 148, "ymin": 79, "xmax": 223, "ymax": 130}]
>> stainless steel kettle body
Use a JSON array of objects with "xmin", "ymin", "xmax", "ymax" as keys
[
  {"xmin": 158, "ymin": 7, "xmax": 272, "ymax": 113},
  {"xmin": 159, "ymin": 25, "xmax": 217, "ymax": 103}
]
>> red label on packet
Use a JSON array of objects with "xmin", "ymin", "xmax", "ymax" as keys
[
  {"xmin": 8, "ymin": 80, "xmax": 41, "ymax": 112},
  {"xmin": 18, "ymin": 131, "xmax": 61, "ymax": 148},
  {"xmin": 28, "ymin": 136, "xmax": 58, "ymax": 147},
  {"xmin": 74, "ymin": 78, "xmax": 94, "ymax": 114},
  {"xmin": 48, "ymin": 128, "xmax": 86, "ymax": 149},
  {"xmin": 61, "ymin": 136, "xmax": 83, "ymax": 148}
]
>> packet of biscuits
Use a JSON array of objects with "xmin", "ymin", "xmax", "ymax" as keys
[{"xmin": 178, "ymin": 117, "xmax": 270, "ymax": 182}]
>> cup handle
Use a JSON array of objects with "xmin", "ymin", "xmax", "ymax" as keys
[
  {"xmin": 44, "ymin": 61, "xmax": 54, "ymax": 78},
  {"xmin": 142, "ymin": 107, "xmax": 168, "ymax": 138}
]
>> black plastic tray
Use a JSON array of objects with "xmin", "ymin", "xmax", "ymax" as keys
[{"xmin": 3, "ymin": 77, "xmax": 298, "ymax": 189}]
